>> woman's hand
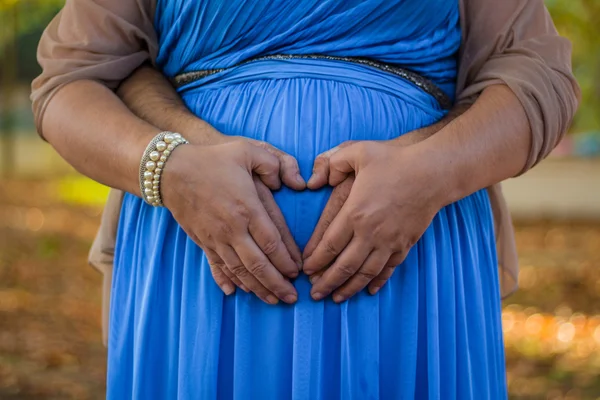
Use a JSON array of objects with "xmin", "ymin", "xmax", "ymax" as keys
[
  {"xmin": 302, "ymin": 140, "xmax": 449, "ymax": 302},
  {"xmin": 161, "ymin": 140, "xmax": 302, "ymax": 305}
]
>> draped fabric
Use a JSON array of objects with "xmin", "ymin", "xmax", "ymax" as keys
[{"xmin": 108, "ymin": 1, "xmax": 507, "ymax": 398}]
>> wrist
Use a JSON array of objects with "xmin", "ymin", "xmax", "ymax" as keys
[
  {"xmin": 139, "ymin": 132, "xmax": 190, "ymax": 207},
  {"xmin": 173, "ymin": 116, "xmax": 225, "ymax": 146},
  {"xmin": 406, "ymin": 139, "xmax": 466, "ymax": 208}
]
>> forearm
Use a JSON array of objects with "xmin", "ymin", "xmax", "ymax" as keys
[
  {"xmin": 117, "ymin": 66, "xmax": 220, "ymax": 144},
  {"xmin": 391, "ymin": 103, "xmax": 471, "ymax": 146},
  {"xmin": 42, "ymin": 80, "xmax": 161, "ymax": 194},
  {"xmin": 418, "ymin": 85, "xmax": 530, "ymax": 205}
]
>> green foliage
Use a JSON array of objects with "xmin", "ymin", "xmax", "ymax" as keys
[{"xmin": 546, "ymin": 0, "xmax": 600, "ymax": 133}]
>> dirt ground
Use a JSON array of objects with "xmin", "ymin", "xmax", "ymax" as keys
[{"xmin": 1, "ymin": 179, "xmax": 599, "ymax": 399}]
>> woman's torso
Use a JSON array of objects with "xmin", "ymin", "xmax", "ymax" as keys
[
  {"xmin": 154, "ymin": 0, "xmax": 461, "ymax": 97},
  {"xmin": 152, "ymin": 0, "xmax": 463, "ymax": 245}
]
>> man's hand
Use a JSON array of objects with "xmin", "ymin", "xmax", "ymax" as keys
[
  {"xmin": 301, "ymin": 122, "xmax": 459, "ymax": 288},
  {"xmin": 302, "ymin": 140, "xmax": 448, "ymax": 302}
]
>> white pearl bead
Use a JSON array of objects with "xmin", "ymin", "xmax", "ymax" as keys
[
  {"xmin": 167, "ymin": 144, "xmax": 175, "ymax": 151},
  {"xmin": 144, "ymin": 181, "xmax": 153, "ymax": 189},
  {"xmin": 173, "ymin": 133, "xmax": 181, "ymax": 139},
  {"xmin": 154, "ymin": 175, "xmax": 161, "ymax": 182},
  {"xmin": 155, "ymin": 168, "xmax": 162, "ymax": 175},
  {"xmin": 164, "ymin": 133, "xmax": 174, "ymax": 144},
  {"xmin": 147, "ymin": 196, "xmax": 155, "ymax": 203},
  {"xmin": 157, "ymin": 161, "xmax": 164, "ymax": 169},
  {"xmin": 149, "ymin": 151, "xmax": 160, "ymax": 161},
  {"xmin": 160, "ymin": 155, "xmax": 167, "ymax": 162},
  {"xmin": 144, "ymin": 188, "xmax": 153, "ymax": 196},
  {"xmin": 163, "ymin": 150, "xmax": 171, "ymax": 157},
  {"xmin": 156, "ymin": 141, "xmax": 167, "ymax": 152},
  {"xmin": 144, "ymin": 171, "xmax": 153, "ymax": 180},
  {"xmin": 146, "ymin": 161, "xmax": 156, "ymax": 171}
]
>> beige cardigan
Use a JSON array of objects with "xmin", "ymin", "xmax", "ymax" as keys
[{"xmin": 31, "ymin": 0, "xmax": 580, "ymax": 345}]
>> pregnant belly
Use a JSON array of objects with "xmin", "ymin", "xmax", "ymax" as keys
[{"xmin": 180, "ymin": 62, "xmax": 446, "ymax": 247}]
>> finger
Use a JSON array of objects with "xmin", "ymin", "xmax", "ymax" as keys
[
  {"xmin": 368, "ymin": 251, "xmax": 407, "ymax": 295},
  {"xmin": 246, "ymin": 143, "xmax": 282, "ymax": 190},
  {"xmin": 223, "ymin": 267, "xmax": 249, "ymax": 292},
  {"xmin": 303, "ymin": 176, "xmax": 354, "ymax": 259},
  {"xmin": 254, "ymin": 177, "xmax": 303, "ymax": 271},
  {"xmin": 252, "ymin": 141, "xmax": 305, "ymax": 190},
  {"xmin": 231, "ymin": 236, "xmax": 298, "ymax": 304},
  {"xmin": 308, "ymin": 269, "xmax": 325, "ymax": 284},
  {"xmin": 307, "ymin": 151, "xmax": 332, "ymax": 189},
  {"xmin": 328, "ymin": 144, "xmax": 363, "ymax": 186},
  {"xmin": 310, "ymin": 238, "xmax": 371, "ymax": 301},
  {"xmin": 204, "ymin": 248, "xmax": 236, "ymax": 295},
  {"xmin": 333, "ymin": 249, "xmax": 390, "ymax": 302},
  {"xmin": 307, "ymin": 141, "xmax": 355, "ymax": 189},
  {"xmin": 206, "ymin": 248, "xmax": 249, "ymax": 292},
  {"xmin": 218, "ymin": 244, "xmax": 279, "ymax": 304},
  {"xmin": 247, "ymin": 201, "xmax": 299, "ymax": 279},
  {"xmin": 302, "ymin": 207, "xmax": 354, "ymax": 275}
]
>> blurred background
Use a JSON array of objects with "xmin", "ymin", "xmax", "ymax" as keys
[{"xmin": 1, "ymin": 0, "xmax": 599, "ymax": 399}]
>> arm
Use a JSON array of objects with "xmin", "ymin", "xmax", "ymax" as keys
[
  {"xmin": 43, "ymin": 80, "xmax": 159, "ymax": 195},
  {"xmin": 425, "ymin": 85, "xmax": 529, "ymax": 204},
  {"xmin": 304, "ymin": 0, "xmax": 580, "ymax": 301},
  {"xmin": 116, "ymin": 64, "xmax": 304, "ymax": 290},
  {"xmin": 33, "ymin": 0, "xmax": 300, "ymax": 304},
  {"xmin": 303, "ymin": 85, "xmax": 529, "ymax": 302}
]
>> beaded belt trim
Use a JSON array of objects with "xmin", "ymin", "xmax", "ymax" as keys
[{"xmin": 171, "ymin": 54, "xmax": 452, "ymax": 110}]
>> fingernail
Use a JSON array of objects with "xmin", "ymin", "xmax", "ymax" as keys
[
  {"xmin": 240, "ymin": 284, "xmax": 249, "ymax": 293},
  {"xmin": 223, "ymin": 284, "xmax": 235, "ymax": 295},
  {"xmin": 333, "ymin": 294, "xmax": 345, "ymax": 303},
  {"xmin": 266, "ymin": 295, "xmax": 279, "ymax": 305},
  {"xmin": 307, "ymin": 175, "xmax": 317, "ymax": 187},
  {"xmin": 309, "ymin": 274, "xmax": 320, "ymax": 284},
  {"xmin": 296, "ymin": 174, "xmax": 305, "ymax": 185},
  {"xmin": 284, "ymin": 294, "xmax": 297, "ymax": 304},
  {"xmin": 369, "ymin": 286, "xmax": 381, "ymax": 295},
  {"xmin": 296, "ymin": 260, "xmax": 303, "ymax": 270},
  {"xmin": 311, "ymin": 292, "xmax": 324, "ymax": 301}
]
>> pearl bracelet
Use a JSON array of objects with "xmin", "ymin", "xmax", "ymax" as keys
[{"xmin": 139, "ymin": 131, "xmax": 189, "ymax": 207}]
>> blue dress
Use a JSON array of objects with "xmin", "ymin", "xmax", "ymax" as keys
[{"xmin": 108, "ymin": 0, "xmax": 507, "ymax": 398}]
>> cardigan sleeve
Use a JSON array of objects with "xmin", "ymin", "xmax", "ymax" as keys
[
  {"xmin": 30, "ymin": 0, "xmax": 157, "ymax": 138},
  {"xmin": 457, "ymin": 0, "xmax": 580, "ymax": 173}
]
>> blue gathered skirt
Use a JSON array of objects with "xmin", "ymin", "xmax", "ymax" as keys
[{"xmin": 108, "ymin": 60, "xmax": 507, "ymax": 399}]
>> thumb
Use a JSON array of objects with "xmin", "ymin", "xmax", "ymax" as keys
[
  {"xmin": 328, "ymin": 144, "xmax": 361, "ymax": 186},
  {"xmin": 307, "ymin": 141, "xmax": 356, "ymax": 189},
  {"xmin": 247, "ymin": 144, "xmax": 282, "ymax": 190}
]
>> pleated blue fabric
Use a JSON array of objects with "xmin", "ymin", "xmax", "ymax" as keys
[{"xmin": 107, "ymin": 1, "xmax": 507, "ymax": 399}]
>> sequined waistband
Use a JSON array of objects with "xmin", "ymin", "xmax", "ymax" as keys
[{"xmin": 171, "ymin": 54, "xmax": 452, "ymax": 110}]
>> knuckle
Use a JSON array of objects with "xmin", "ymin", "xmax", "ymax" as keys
[
  {"xmin": 357, "ymin": 269, "xmax": 378, "ymax": 281},
  {"xmin": 247, "ymin": 260, "xmax": 268, "ymax": 276},
  {"xmin": 228, "ymin": 263, "xmax": 248, "ymax": 277},
  {"xmin": 337, "ymin": 263, "xmax": 356, "ymax": 277},
  {"xmin": 314, "ymin": 154, "xmax": 328, "ymax": 164},
  {"xmin": 260, "ymin": 236, "xmax": 281, "ymax": 256},
  {"xmin": 210, "ymin": 259, "xmax": 226, "ymax": 269},
  {"xmin": 229, "ymin": 202, "xmax": 252, "ymax": 223},
  {"xmin": 215, "ymin": 222, "xmax": 235, "ymax": 238},
  {"xmin": 350, "ymin": 208, "xmax": 369, "ymax": 224},
  {"xmin": 324, "ymin": 240, "xmax": 339, "ymax": 256}
]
